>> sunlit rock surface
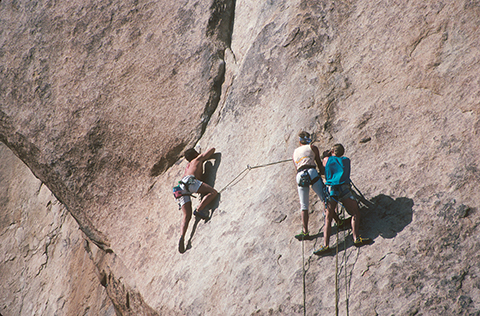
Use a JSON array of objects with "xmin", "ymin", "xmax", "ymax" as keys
[{"xmin": 1, "ymin": 0, "xmax": 479, "ymax": 315}]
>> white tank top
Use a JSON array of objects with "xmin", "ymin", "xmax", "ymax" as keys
[{"xmin": 293, "ymin": 145, "xmax": 316, "ymax": 170}]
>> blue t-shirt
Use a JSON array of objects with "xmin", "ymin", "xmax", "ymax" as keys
[{"xmin": 325, "ymin": 156, "xmax": 351, "ymax": 186}]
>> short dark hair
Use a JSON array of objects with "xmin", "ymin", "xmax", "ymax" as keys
[
  {"xmin": 184, "ymin": 148, "xmax": 199, "ymax": 162},
  {"xmin": 331, "ymin": 144, "xmax": 345, "ymax": 157}
]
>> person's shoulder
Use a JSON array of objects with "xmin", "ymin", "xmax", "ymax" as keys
[{"xmin": 339, "ymin": 156, "xmax": 350, "ymax": 164}]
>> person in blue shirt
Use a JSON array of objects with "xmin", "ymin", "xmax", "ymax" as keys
[{"xmin": 314, "ymin": 144, "xmax": 371, "ymax": 255}]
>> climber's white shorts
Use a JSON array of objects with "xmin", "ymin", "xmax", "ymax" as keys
[{"xmin": 177, "ymin": 175, "xmax": 203, "ymax": 207}]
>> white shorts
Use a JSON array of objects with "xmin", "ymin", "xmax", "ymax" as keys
[{"xmin": 177, "ymin": 175, "xmax": 203, "ymax": 207}]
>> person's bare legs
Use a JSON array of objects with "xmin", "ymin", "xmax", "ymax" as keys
[
  {"xmin": 301, "ymin": 209, "xmax": 309, "ymax": 234},
  {"xmin": 196, "ymin": 183, "xmax": 218, "ymax": 212},
  {"xmin": 324, "ymin": 200, "xmax": 337, "ymax": 247},
  {"xmin": 179, "ymin": 201, "xmax": 193, "ymax": 253},
  {"xmin": 342, "ymin": 198, "xmax": 360, "ymax": 241},
  {"xmin": 180, "ymin": 202, "xmax": 193, "ymax": 238}
]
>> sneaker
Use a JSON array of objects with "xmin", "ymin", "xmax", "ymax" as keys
[
  {"xmin": 314, "ymin": 245, "xmax": 330, "ymax": 255},
  {"xmin": 178, "ymin": 236, "xmax": 185, "ymax": 253},
  {"xmin": 294, "ymin": 231, "xmax": 310, "ymax": 240},
  {"xmin": 354, "ymin": 236, "xmax": 372, "ymax": 247},
  {"xmin": 194, "ymin": 210, "xmax": 209, "ymax": 220}
]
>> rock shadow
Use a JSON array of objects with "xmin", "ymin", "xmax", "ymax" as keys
[
  {"xmin": 202, "ymin": 152, "xmax": 221, "ymax": 218},
  {"xmin": 313, "ymin": 192, "xmax": 414, "ymax": 255},
  {"xmin": 361, "ymin": 194, "xmax": 414, "ymax": 240}
]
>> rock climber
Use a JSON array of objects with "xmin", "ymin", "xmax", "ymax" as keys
[
  {"xmin": 174, "ymin": 147, "xmax": 218, "ymax": 253},
  {"xmin": 314, "ymin": 143, "xmax": 371, "ymax": 255},
  {"xmin": 292, "ymin": 131, "xmax": 343, "ymax": 240}
]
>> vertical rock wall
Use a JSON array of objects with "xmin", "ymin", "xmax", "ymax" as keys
[
  {"xmin": 1, "ymin": 0, "xmax": 480, "ymax": 315},
  {"xmin": 0, "ymin": 143, "xmax": 114, "ymax": 315}
]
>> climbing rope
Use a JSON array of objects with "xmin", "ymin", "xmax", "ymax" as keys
[
  {"xmin": 302, "ymin": 238, "xmax": 306, "ymax": 316},
  {"xmin": 215, "ymin": 161, "xmax": 367, "ymax": 316},
  {"xmin": 217, "ymin": 159, "xmax": 291, "ymax": 194},
  {"xmin": 342, "ymin": 205, "xmax": 350, "ymax": 316},
  {"xmin": 334, "ymin": 201, "xmax": 353, "ymax": 316},
  {"xmin": 335, "ymin": 204, "xmax": 340, "ymax": 316}
]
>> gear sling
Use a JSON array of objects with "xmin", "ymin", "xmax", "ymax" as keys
[{"xmin": 297, "ymin": 168, "xmax": 321, "ymax": 187}]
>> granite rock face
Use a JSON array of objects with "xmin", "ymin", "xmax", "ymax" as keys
[
  {"xmin": 0, "ymin": 143, "xmax": 114, "ymax": 315},
  {"xmin": 1, "ymin": 0, "xmax": 480, "ymax": 315}
]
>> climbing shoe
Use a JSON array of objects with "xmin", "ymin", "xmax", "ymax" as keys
[
  {"xmin": 178, "ymin": 236, "xmax": 185, "ymax": 254},
  {"xmin": 354, "ymin": 236, "xmax": 372, "ymax": 247},
  {"xmin": 194, "ymin": 210, "xmax": 209, "ymax": 220},
  {"xmin": 314, "ymin": 245, "xmax": 331, "ymax": 255},
  {"xmin": 295, "ymin": 231, "xmax": 310, "ymax": 240}
]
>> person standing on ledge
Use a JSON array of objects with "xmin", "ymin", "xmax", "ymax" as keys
[
  {"xmin": 173, "ymin": 147, "xmax": 218, "ymax": 253},
  {"xmin": 292, "ymin": 131, "xmax": 343, "ymax": 240},
  {"xmin": 314, "ymin": 143, "xmax": 371, "ymax": 255}
]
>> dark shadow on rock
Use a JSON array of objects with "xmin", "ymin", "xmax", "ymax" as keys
[
  {"xmin": 200, "ymin": 152, "xmax": 221, "ymax": 220},
  {"xmin": 185, "ymin": 217, "xmax": 201, "ymax": 252},
  {"xmin": 313, "ymin": 235, "xmax": 374, "ymax": 257},
  {"xmin": 203, "ymin": 152, "xmax": 221, "ymax": 188},
  {"xmin": 150, "ymin": 142, "xmax": 186, "ymax": 177},
  {"xmin": 312, "ymin": 193, "xmax": 413, "ymax": 254},
  {"xmin": 361, "ymin": 194, "xmax": 414, "ymax": 240}
]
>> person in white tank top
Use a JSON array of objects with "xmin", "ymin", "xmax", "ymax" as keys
[{"xmin": 292, "ymin": 131, "xmax": 343, "ymax": 240}]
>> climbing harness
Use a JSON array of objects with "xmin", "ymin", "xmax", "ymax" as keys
[
  {"xmin": 297, "ymin": 168, "xmax": 321, "ymax": 187},
  {"xmin": 174, "ymin": 158, "xmax": 291, "ymax": 201},
  {"xmin": 298, "ymin": 169, "xmax": 312, "ymax": 187},
  {"xmin": 172, "ymin": 184, "xmax": 189, "ymax": 199},
  {"xmin": 172, "ymin": 177, "xmax": 199, "ymax": 210},
  {"xmin": 172, "ymin": 177, "xmax": 197, "ymax": 199}
]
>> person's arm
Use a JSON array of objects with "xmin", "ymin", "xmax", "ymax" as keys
[
  {"xmin": 322, "ymin": 156, "xmax": 329, "ymax": 168},
  {"xmin": 196, "ymin": 147, "xmax": 216, "ymax": 162},
  {"xmin": 311, "ymin": 145, "xmax": 324, "ymax": 175}
]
